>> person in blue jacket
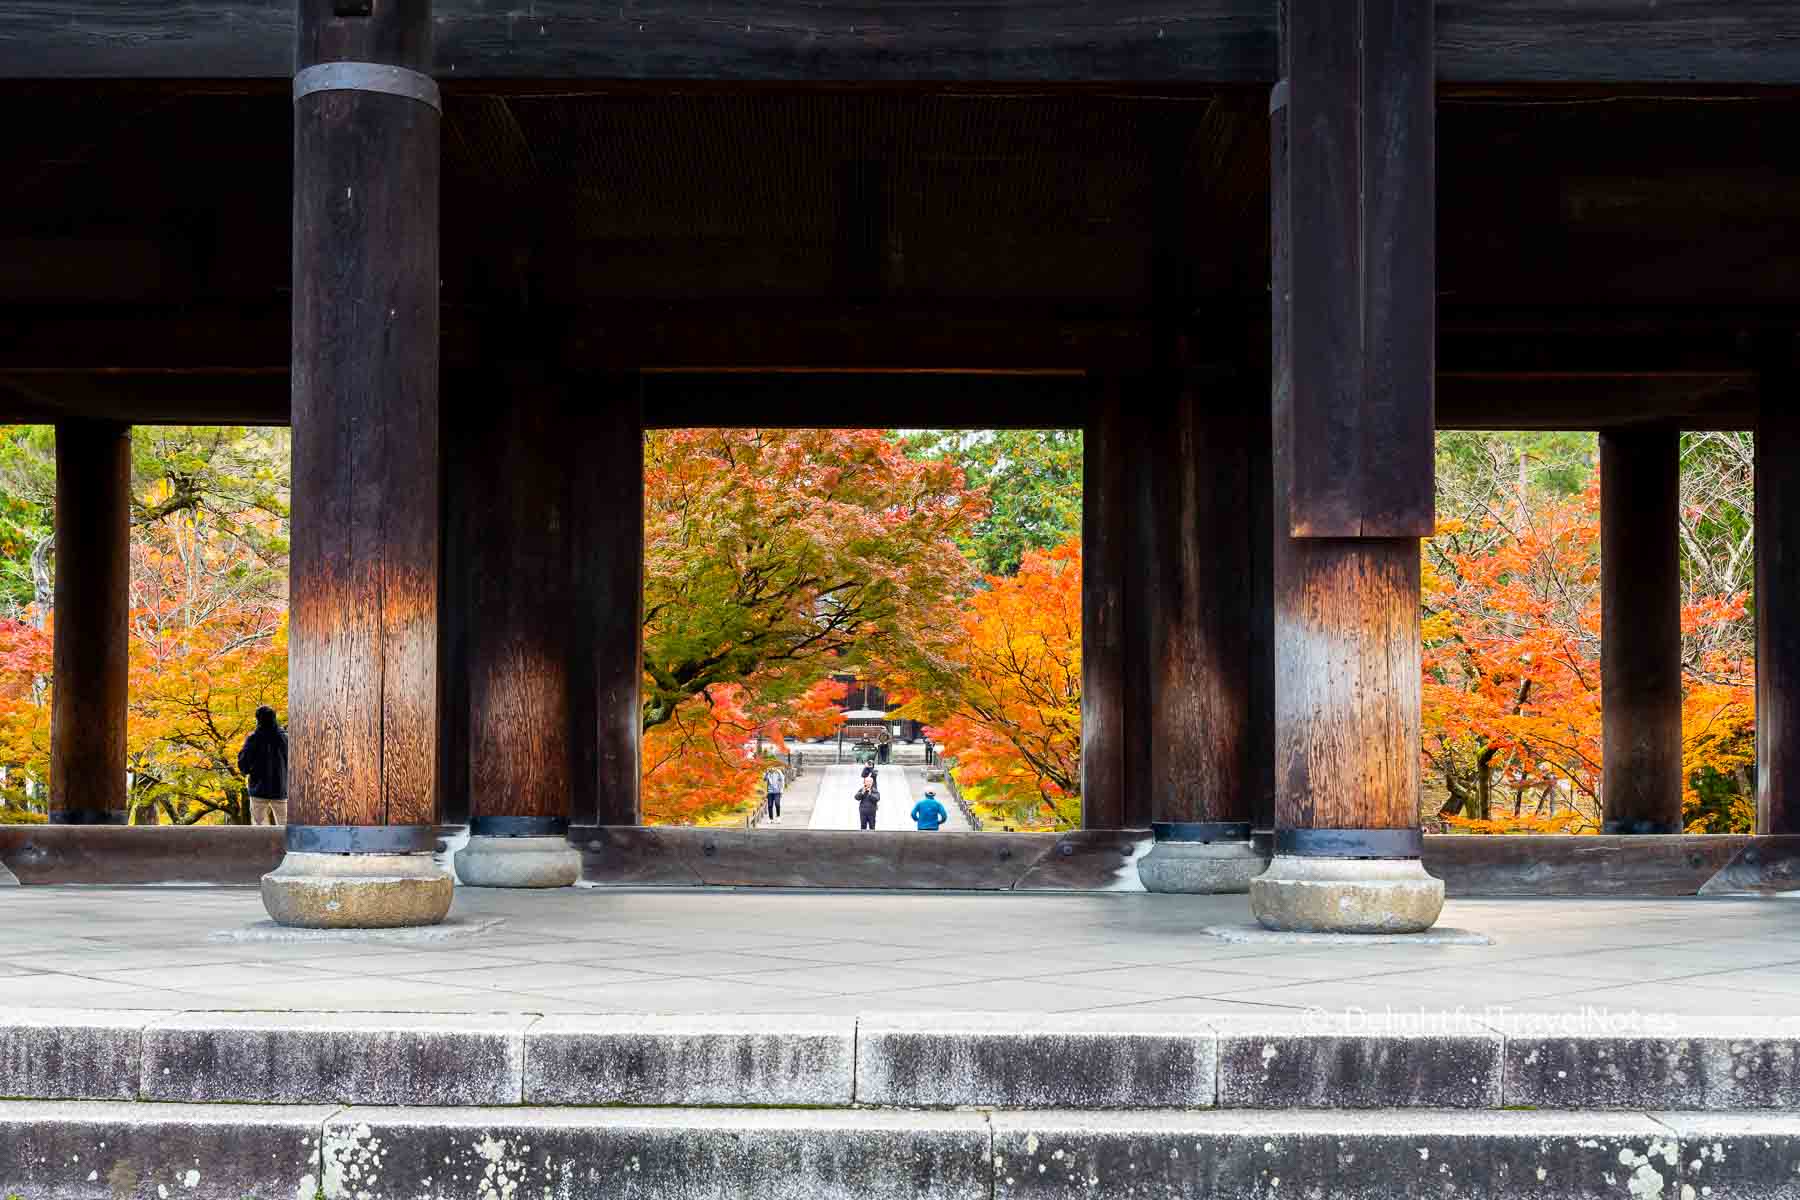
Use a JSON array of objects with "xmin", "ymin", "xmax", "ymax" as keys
[{"xmin": 910, "ymin": 789, "xmax": 949, "ymax": 831}]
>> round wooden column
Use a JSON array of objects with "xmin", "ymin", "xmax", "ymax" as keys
[
  {"xmin": 1600, "ymin": 428, "xmax": 1683, "ymax": 834},
  {"xmin": 49, "ymin": 419, "xmax": 130, "ymax": 826},
  {"xmin": 1136, "ymin": 373, "xmax": 1264, "ymax": 891},
  {"xmin": 1758, "ymin": 341, "xmax": 1800, "ymax": 834},
  {"xmin": 264, "ymin": 0, "xmax": 448, "ymax": 926},
  {"xmin": 453, "ymin": 367, "xmax": 582, "ymax": 886}
]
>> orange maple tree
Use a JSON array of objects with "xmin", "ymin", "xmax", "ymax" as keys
[
  {"xmin": 639, "ymin": 427, "xmax": 981, "ymax": 824},
  {"xmin": 1424, "ymin": 479, "xmax": 1755, "ymax": 833},
  {"xmin": 900, "ymin": 538, "xmax": 1082, "ymax": 830}
]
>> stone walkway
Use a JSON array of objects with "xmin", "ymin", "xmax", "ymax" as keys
[
  {"xmin": 1, "ymin": 885, "xmax": 1797, "ymax": 1016},
  {"xmin": 805, "ymin": 763, "xmax": 968, "ymax": 830}
]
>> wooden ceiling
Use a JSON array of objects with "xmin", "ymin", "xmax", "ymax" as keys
[{"xmin": 0, "ymin": 82, "xmax": 1793, "ymax": 429}]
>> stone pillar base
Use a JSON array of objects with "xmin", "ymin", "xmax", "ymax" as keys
[
  {"xmin": 1250, "ymin": 854, "xmax": 1445, "ymax": 934},
  {"xmin": 1137, "ymin": 840, "xmax": 1268, "ymax": 894},
  {"xmin": 260, "ymin": 851, "xmax": 453, "ymax": 929},
  {"xmin": 455, "ymin": 835, "xmax": 582, "ymax": 888}
]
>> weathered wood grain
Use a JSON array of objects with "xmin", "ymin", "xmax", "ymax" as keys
[
  {"xmin": 1145, "ymin": 375, "xmax": 1253, "ymax": 825},
  {"xmin": 288, "ymin": 0, "xmax": 439, "ymax": 829},
  {"xmin": 1438, "ymin": 0, "xmax": 1800, "ymax": 85},
  {"xmin": 580, "ymin": 375, "xmax": 646, "ymax": 827},
  {"xmin": 1427, "ymin": 833, "xmax": 1750, "ymax": 897},
  {"xmin": 1758, "ymin": 341, "xmax": 1800, "ymax": 834},
  {"xmin": 1080, "ymin": 382, "xmax": 1129, "ymax": 829},
  {"xmin": 1270, "ymin": 533, "xmax": 1424, "ymax": 832},
  {"xmin": 48, "ymin": 419, "xmax": 130, "ymax": 823},
  {"xmin": 1243, "ymin": 366, "xmax": 1276, "ymax": 830},
  {"xmin": 1118, "ymin": 394, "xmax": 1155, "ymax": 829},
  {"xmin": 1599, "ymin": 428, "xmax": 1684, "ymax": 834},
  {"xmin": 1274, "ymin": 0, "xmax": 1435, "ymax": 538},
  {"xmin": 436, "ymin": 389, "xmax": 472, "ymax": 826},
  {"xmin": 465, "ymin": 368, "xmax": 576, "ymax": 822},
  {"xmin": 5, "ymin": 1, "xmax": 1799, "ymax": 82}
]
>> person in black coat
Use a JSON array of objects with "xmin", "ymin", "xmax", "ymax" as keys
[{"xmin": 237, "ymin": 705, "xmax": 289, "ymax": 825}]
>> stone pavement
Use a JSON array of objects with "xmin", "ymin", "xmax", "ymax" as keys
[
  {"xmin": 805, "ymin": 763, "xmax": 970, "ymax": 831},
  {"xmin": 1, "ymin": 884, "xmax": 1798, "ymax": 1016},
  {"xmin": 8, "ymin": 886, "xmax": 1800, "ymax": 1198}
]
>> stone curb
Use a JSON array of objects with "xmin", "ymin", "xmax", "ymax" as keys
[
  {"xmin": 9, "ymin": 1102, "xmax": 1800, "ymax": 1199},
  {"xmin": 0, "ymin": 1099, "xmax": 333, "ymax": 1200},
  {"xmin": 854, "ymin": 1012, "xmax": 1217, "ymax": 1109},
  {"xmin": 0, "ymin": 1007, "xmax": 174, "ymax": 1100},
  {"xmin": 1499, "ymin": 1015, "xmax": 1800, "ymax": 1110},
  {"xmin": 7, "ymin": 1008, "xmax": 1800, "ymax": 1111},
  {"xmin": 523, "ymin": 1013, "xmax": 856, "ymax": 1106},
  {"xmin": 139, "ymin": 1011, "xmax": 534, "ymax": 1105},
  {"xmin": 988, "ymin": 1109, "xmax": 1689, "ymax": 1199},
  {"xmin": 1212, "ymin": 1013, "xmax": 1503, "ymax": 1108},
  {"xmin": 322, "ymin": 1104, "xmax": 994, "ymax": 1200}
]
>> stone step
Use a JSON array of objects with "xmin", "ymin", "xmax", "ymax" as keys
[
  {"xmin": 0, "ymin": 1100, "xmax": 1788, "ymax": 1199},
  {"xmin": 5, "ymin": 1008, "xmax": 1798, "ymax": 1112}
]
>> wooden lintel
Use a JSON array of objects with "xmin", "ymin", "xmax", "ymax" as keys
[{"xmin": 5, "ymin": 2, "xmax": 1799, "ymax": 84}]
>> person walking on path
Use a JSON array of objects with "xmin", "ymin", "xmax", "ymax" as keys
[
  {"xmin": 856, "ymin": 780, "xmax": 880, "ymax": 831},
  {"xmin": 237, "ymin": 705, "xmax": 289, "ymax": 825},
  {"xmin": 911, "ymin": 789, "xmax": 949, "ymax": 831},
  {"xmin": 762, "ymin": 763, "xmax": 786, "ymax": 821}
]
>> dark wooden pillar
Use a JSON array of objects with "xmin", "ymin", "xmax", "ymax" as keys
[
  {"xmin": 49, "ymin": 419, "xmax": 130, "ymax": 825},
  {"xmin": 1600, "ymin": 428, "xmax": 1684, "ymax": 834},
  {"xmin": 286, "ymin": 0, "xmax": 440, "ymax": 851},
  {"xmin": 585, "ymin": 375, "xmax": 645, "ymax": 827},
  {"xmin": 445, "ymin": 369, "xmax": 641, "ymax": 837},
  {"xmin": 1258, "ymin": 0, "xmax": 1440, "ymax": 930},
  {"xmin": 1081, "ymin": 383, "xmax": 1130, "ymax": 829},
  {"xmin": 1758, "ymin": 340, "xmax": 1800, "ymax": 834},
  {"xmin": 463, "ymin": 366, "xmax": 578, "ymax": 838},
  {"xmin": 437, "ymin": 387, "xmax": 473, "ymax": 828},
  {"xmin": 1245, "ymin": 372, "xmax": 1277, "ymax": 834},
  {"xmin": 1145, "ymin": 372, "xmax": 1254, "ymax": 832}
]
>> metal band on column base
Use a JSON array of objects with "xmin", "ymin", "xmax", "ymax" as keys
[
  {"xmin": 456, "ymin": 815, "xmax": 582, "ymax": 889},
  {"xmin": 1275, "ymin": 828, "xmax": 1424, "ymax": 859},
  {"xmin": 1602, "ymin": 818, "xmax": 1682, "ymax": 835},
  {"xmin": 1139, "ymin": 821, "xmax": 1265, "ymax": 894},
  {"xmin": 262, "ymin": 824, "xmax": 451, "ymax": 929},
  {"xmin": 468, "ymin": 815, "xmax": 569, "ymax": 839},
  {"xmin": 49, "ymin": 809, "xmax": 127, "ymax": 826}
]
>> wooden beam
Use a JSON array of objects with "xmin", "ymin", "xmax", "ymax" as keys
[
  {"xmin": 1273, "ymin": 0, "xmax": 1435, "ymax": 537},
  {"xmin": 643, "ymin": 371, "xmax": 1090, "ymax": 429},
  {"xmin": 6, "ymin": 2, "xmax": 1799, "ymax": 83},
  {"xmin": 1600, "ymin": 428, "xmax": 1684, "ymax": 833},
  {"xmin": 49, "ymin": 419, "xmax": 130, "ymax": 825},
  {"xmin": 0, "ymin": 0, "xmax": 1275, "ymax": 83}
]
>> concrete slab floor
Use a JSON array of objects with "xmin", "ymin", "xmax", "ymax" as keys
[{"xmin": 0, "ymin": 886, "xmax": 1796, "ymax": 1017}]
